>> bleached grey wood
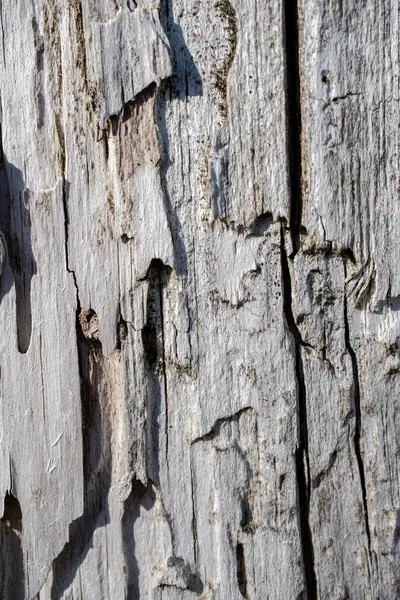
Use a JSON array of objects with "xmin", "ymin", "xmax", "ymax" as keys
[
  {"xmin": 0, "ymin": 0, "xmax": 398, "ymax": 599},
  {"xmin": 300, "ymin": 1, "xmax": 400, "ymax": 598}
]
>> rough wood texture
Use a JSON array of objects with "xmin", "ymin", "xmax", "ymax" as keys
[{"xmin": 0, "ymin": 1, "xmax": 398, "ymax": 599}]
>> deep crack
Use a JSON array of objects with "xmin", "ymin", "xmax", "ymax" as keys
[
  {"xmin": 281, "ymin": 225, "xmax": 317, "ymax": 600},
  {"xmin": 284, "ymin": 0, "xmax": 303, "ymax": 256},
  {"xmin": 343, "ymin": 260, "xmax": 372, "ymax": 557}
]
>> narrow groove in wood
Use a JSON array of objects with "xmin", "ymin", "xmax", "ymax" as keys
[
  {"xmin": 58, "ymin": 105, "xmax": 80, "ymax": 299},
  {"xmin": 189, "ymin": 457, "xmax": 198, "ymax": 565},
  {"xmin": 284, "ymin": 0, "xmax": 303, "ymax": 256},
  {"xmin": 343, "ymin": 262, "xmax": 372, "ymax": 557},
  {"xmin": 280, "ymin": 225, "xmax": 318, "ymax": 600},
  {"xmin": 236, "ymin": 542, "xmax": 247, "ymax": 598}
]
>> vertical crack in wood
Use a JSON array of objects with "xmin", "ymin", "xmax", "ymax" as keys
[
  {"xmin": 39, "ymin": 332, "xmax": 46, "ymax": 425},
  {"xmin": 158, "ymin": 264, "xmax": 169, "ymax": 467},
  {"xmin": 282, "ymin": 0, "xmax": 317, "ymax": 590},
  {"xmin": 236, "ymin": 542, "xmax": 247, "ymax": 598},
  {"xmin": 142, "ymin": 259, "xmax": 171, "ymax": 481},
  {"xmin": 284, "ymin": 0, "xmax": 303, "ymax": 257},
  {"xmin": 54, "ymin": 40, "xmax": 80, "ymax": 304},
  {"xmin": 280, "ymin": 225, "xmax": 317, "ymax": 600},
  {"xmin": 343, "ymin": 261, "xmax": 372, "ymax": 558},
  {"xmin": 189, "ymin": 457, "xmax": 198, "ymax": 565},
  {"xmin": 60, "ymin": 144, "xmax": 79, "ymax": 295},
  {"xmin": 294, "ymin": 346, "xmax": 317, "ymax": 600}
]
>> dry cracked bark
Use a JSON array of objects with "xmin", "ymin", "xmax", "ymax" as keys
[{"xmin": 0, "ymin": 0, "xmax": 398, "ymax": 599}]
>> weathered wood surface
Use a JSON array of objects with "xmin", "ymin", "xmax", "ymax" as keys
[{"xmin": 0, "ymin": 1, "xmax": 398, "ymax": 598}]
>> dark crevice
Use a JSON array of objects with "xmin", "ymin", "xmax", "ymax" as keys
[
  {"xmin": 142, "ymin": 259, "xmax": 171, "ymax": 483},
  {"xmin": 338, "ymin": 247, "xmax": 356, "ymax": 264},
  {"xmin": 142, "ymin": 259, "xmax": 171, "ymax": 367},
  {"xmin": 312, "ymin": 449, "xmax": 337, "ymax": 490},
  {"xmin": 280, "ymin": 226, "xmax": 310, "ymax": 349},
  {"xmin": 123, "ymin": 81, "xmax": 158, "ymax": 118},
  {"xmin": 343, "ymin": 261, "xmax": 372, "ymax": 557},
  {"xmin": 0, "ymin": 491, "xmax": 24, "ymax": 600},
  {"xmin": 106, "ymin": 81, "xmax": 158, "ymax": 132},
  {"xmin": 1, "ymin": 492, "xmax": 22, "ymax": 533},
  {"xmin": 116, "ymin": 311, "xmax": 128, "ymax": 350},
  {"xmin": 284, "ymin": 0, "xmax": 303, "ymax": 256},
  {"xmin": 189, "ymin": 459, "xmax": 198, "ymax": 564},
  {"xmin": 280, "ymin": 226, "xmax": 317, "ymax": 600},
  {"xmin": 236, "ymin": 542, "xmax": 247, "ymax": 598},
  {"xmin": 191, "ymin": 407, "xmax": 253, "ymax": 445},
  {"xmin": 214, "ymin": 212, "xmax": 274, "ymax": 238},
  {"xmin": 240, "ymin": 496, "xmax": 253, "ymax": 530},
  {"xmin": 121, "ymin": 233, "xmax": 134, "ymax": 244},
  {"xmin": 294, "ymin": 348, "xmax": 317, "ymax": 600},
  {"xmin": 55, "ymin": 49, "xmax": 79, "ymax": 304},
  {"xmin": 324, "ymin": 91, "xmax": 360, "ymax": 106},
  {"xmin": 163, "ymin": 556, "xmax": 203, "ymax": 594},
  {"xmin": 103, "ymin": 130, "xmax": 109, "ymax": 161},
  {"xmin": 302, "ymin": 243, "xmax": 356, "ymax": 265},
  {"xmin": 61, "ymin": 173, "xmax": 77, "ymax": 289},
  {"xmin": 13, "ymin": 187, "xmax": 35, "ymax": 354},
  {"xmin": 109, "ymin": 114, "xmax": 119, "ymax": 137}
]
